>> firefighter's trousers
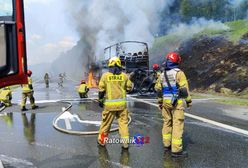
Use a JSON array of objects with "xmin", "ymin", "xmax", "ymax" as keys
[
  {"xmin": 79, "ymin": 92, "xmax": 88, "ymax": 98},
  {"xmin": 162, "ymin": 101, "xmax": 184, "ymax": 153},
  {"xmin": 98, "ymin": 109, "xmax": 129, "ymax": 145},
  {"xmin": 45, "ymin": 80, "xmax": 49, "ymax": 88},
  {"xmin": 21, "ymin": 92, "xmax": 35, "ymax": 108}
]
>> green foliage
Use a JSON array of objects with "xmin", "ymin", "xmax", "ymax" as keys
[
  {"xmin": 217, "ymin": 98, "xmax": 248, "ymax": 107},
  {"xmin": 225, "ymin": 19, "xmax": 248, "ymax": 42},
  {"xmin": 179, "ymin": 0, "xmax": 248, "ymax": 22},
  {"xmin": 152, "ymin": 19, "xmax": 248, "ymax": 64},
  {"xmin": 192, "ymin": 19, "xmax": 248, "ymax": 43}
]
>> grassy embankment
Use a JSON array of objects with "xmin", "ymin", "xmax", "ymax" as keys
[
  {"xmin": 194, "ymin": 19, "xmax": 248, "ymax": 43},
  {"xmin": 191, "ymin": 92, "xmax": 248, "ymax": 107},
  {"xmin": 152, "ymin": 19, "xmax": 248, "ymax": 49},
  {"xmin": 151, "ymin": 19, "xmax": 248, "ymax": 106}
]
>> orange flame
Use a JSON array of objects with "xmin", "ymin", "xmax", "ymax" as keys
[{"xmin": 87, "ymin": 70, "xmax": 98, "ymax": 88}]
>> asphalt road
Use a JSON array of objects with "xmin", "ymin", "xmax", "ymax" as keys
[{"xmin": 0, "ymin": 81, "xmax": 247, "ymax": 168}]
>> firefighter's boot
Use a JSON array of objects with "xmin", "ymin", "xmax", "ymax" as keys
[
  {"xmin": 122, "ymin": 143, "xmax": 129, "ymax": 150},
  {"xmin": 21, "ymin": 106, "xmax": 28, "ymax": 111},
  {"xmin": 32, "ymin": 105, "xmax": 39, "ymax": 110},
  {"xmin": 171, "ymin": 151, "xmax": 188, "ymax": 158}
]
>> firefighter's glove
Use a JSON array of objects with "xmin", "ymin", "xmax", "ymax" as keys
[
  {"xmin": 186, "ymin": 100, "xmax": 192, "ymax": 108},
  {"xmin": 99, "ymin": 99, "xmax": 104, "ymax": 108},
  {"xmin": 29, "ymin": 84, "xmax": 33, "ymax": 90}
]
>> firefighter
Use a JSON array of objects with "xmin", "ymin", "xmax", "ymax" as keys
[
  {"xmin": 152, "ymin": 63, "xmax": 161, "ymax": 79},
  {"xmin": 58, "ymin": 73, "xmax": 64, "ymax": 87},
  {"xmin": 20, "ymin": 70, "xmax": 39, "ymax": 111},
  {"xmin": 0, "ymin": 86, "xmax": 12, "ymax": 107},
  {"xmin": 148, "ymin": 64, "xmax": 161, "ymax": 92},
  {"xmin": 44, "ymin": 73, "xmax": 50, "ymax": 88},
  {"xmin": 78, "ymin": 80, "xmax": 89, "ymax": 98},
  {"xmin": 98, "ymin": 56, "xmax": 132, "ymax": 149},
  {"xmin": 155, "ymin": 52, "xmax": 192, "ymax": 157}
]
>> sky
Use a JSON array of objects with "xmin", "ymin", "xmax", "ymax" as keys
[{"xmin": 24, "ymin": 0, "xmax": 79, "ymax": 65}]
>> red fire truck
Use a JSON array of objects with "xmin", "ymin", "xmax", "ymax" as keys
[{"xmin": 0, "ymin": 0, "xmax": 27, "ymax": 88}]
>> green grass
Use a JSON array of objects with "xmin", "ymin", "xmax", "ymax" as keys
[
  {"xmin": 191, "ymin": 92, "xmax": 248, "ymax": 107},
  {"xmin": 192, "ymin": 19, "xmax": 248, "ymax": 43},
  {"xmin": 152, "ymin": 19, "xmax": 248, "ymax": 50},
  {"xmin": 193, "ymin": 28, "xmax": 227, "ymax": 39},
  {"xmin": 191, "ymin": 93, "xmax": 210, "ymax": 99},
  {"xmin": 216, "ymin": 98, "xmax": 248, "ymax": 107},
  {"xmin": 151, "ymin": 20, "xmax": 248, "ymax": 52},
  {"xmin": 225, "ymin": 19, "xmax": 248, "ymax": 42}
]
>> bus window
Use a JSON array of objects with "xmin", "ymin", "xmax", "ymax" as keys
[{"xmin": 0, "ymin": 0, "xmax": 27, "ymax": 88}]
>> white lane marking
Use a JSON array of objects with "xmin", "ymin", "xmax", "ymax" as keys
[
  {"xmin": 107, "ymin": 160, "xmax": 131, "ymax": 168},
  {"xmin": 15, "ymin": 98, "xmax": 93, "ymax": 104},
  {"xmin": 73, "ymin": 115, "xmax": 101, "ymax": 125},
  {"xmin": 65, "ymin": 118, "xmax": 72, "ymax": 130},
  {"xmin": 0, "ymin": 154, "xmax": 35, "ymax": 167},
  {"xmin": 55, "ymin": 89, "xmax": 61, "ymax": 93},
  {"xmin": 58, "ymin": 111, "xmax": 101, "ymax": 126},
  {"xmin": 128, "ymin": 96, "xmax": 248, "ymax": 136}
]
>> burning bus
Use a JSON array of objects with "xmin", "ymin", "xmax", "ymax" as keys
[
  {"xmin": 101, "ymin": 41, "xmax": 150, "ymax": 92},
  {"xmin": 103, "ymin": 41, "xmax": 149, "ymax": 73}
]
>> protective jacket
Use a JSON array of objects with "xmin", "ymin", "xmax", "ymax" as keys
[
  {"xmin": 155, "ymin": 68, "xmax": 191, "ymax": 153},
  {"xmin": 155, "ymin": 68, "xmax": 191, "ymax": 105},
  {"xmin": 78, "ymin": 84, "xmax": 88, "ymax": 93},
  {"xmin": 22, "ymin": 77, "xmax": 33, "ymax": 93},
  {"xmin": 98, "ymin": 72, "xmax": 132, "ymax": 111}
]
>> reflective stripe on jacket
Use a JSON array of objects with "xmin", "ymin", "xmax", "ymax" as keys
[
  {"xmin": 155, "ymin": 68, "xmax": 191, "ymax": 104},
  {"xmin": 161, "ymin": 69, "xmax": 179, "ymax": 100},
  {"xmin": 22, "ymin": 77, "xmax": 33, "ymax": 93}
]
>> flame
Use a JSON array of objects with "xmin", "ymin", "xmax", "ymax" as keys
[{"xmin": 87, "ymin": 70, "xmax": 98, "ymax": 88}]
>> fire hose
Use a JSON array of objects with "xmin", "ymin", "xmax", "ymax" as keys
[
  {"xmin": 52, "ymin": 99, "xmax": 132, "ymax": 135},
  {"xmin": 0, "ymin": 104, "xmax": 6, "ymax": 113}
]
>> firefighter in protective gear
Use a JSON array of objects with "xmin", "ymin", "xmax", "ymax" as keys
[
  {"xmin": 155, "ymin": 52, "xmax": 192, "ymax": 157},
  {"xmin": 0, "ymin": 86, "xmax": 12, "ymax": 107},
  {"xmin": 152, "ymin": 63, "xmax": 161, "ymax": 79},
  {"xmin": 20, "ymin": 70, "xmax": 39, "ymax": 111},
  {"xmin": 98, "ymin": 56, "xmax": 133, "ymax": 149},
  {"xmin": 148, "ymin": 64, "xmax": 161, "ymax": 92},
  {"xmin": 58, "ymin": 73, "xmax": 64, "ymax": 87},
  {"xmin": 44, "ymin": 73, "xmax": 50, "ymax": 88},
  {"xmin": 78, "ymin": 80, "xmax": 89, "ymax": 98}
]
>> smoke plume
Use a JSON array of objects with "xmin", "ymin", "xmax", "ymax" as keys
[
  {"xmin": 65, "ymin": 0, "xmax": 171, "ymax": 64},
  {"xmin": 168, "ymin": 18, "xmax": 229, "ymax": 39},
  {"xmin": 50, "ymin": 0, "xmax": 175, "ymax": 79}
]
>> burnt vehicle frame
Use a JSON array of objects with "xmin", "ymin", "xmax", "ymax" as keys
[{"xmin": 103, "ymin": 41, "xmax": 155, "ymax": 93}]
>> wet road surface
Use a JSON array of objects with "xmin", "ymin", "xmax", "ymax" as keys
[{"xmin": 0, "ymin": 81, "xmax": 247, "ymax": 168}]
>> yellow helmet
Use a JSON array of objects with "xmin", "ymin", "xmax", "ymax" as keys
[{"xmin": 108, "ymin": 56, "xmax": 121, "ymax": 67}]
